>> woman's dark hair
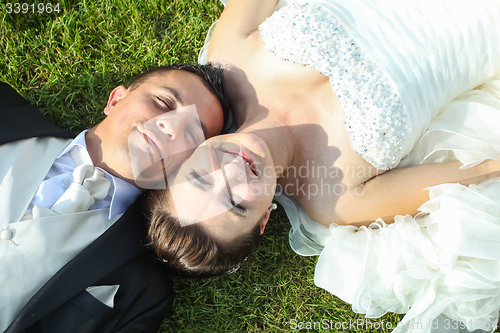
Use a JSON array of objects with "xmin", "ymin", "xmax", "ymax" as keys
[
  {"xmin": 128, "ymin": 63, "xmax": 233, "ymax": 132},
  {"xmin": 146, "ymin": 189, "xmax": 261, "ymax": 278}
]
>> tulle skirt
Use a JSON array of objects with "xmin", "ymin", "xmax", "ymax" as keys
[{"xmin": 315, "ymin": 179, "xmax": 500, "ymax": 333}]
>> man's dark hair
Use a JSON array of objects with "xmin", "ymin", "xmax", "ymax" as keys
[{"xmin": 129, "ymin": 63, "xmax": 232, "ymax": 132}]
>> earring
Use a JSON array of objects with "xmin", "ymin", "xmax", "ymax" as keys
[{"xmin": 269, "ymin": 203, "xmax": 277, "ymax": 211}]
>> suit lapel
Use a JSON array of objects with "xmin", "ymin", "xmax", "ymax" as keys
[
  {"xmin": 0, "ymin": 96, "xmax": 75, "ymax": 223},
  {"xmin": 6, "ymin": 199, "xmax": 148, "ymax": 333},
  {"xmin": 0, "ymin": 137, "xmax": 72, "ymax": 224}
]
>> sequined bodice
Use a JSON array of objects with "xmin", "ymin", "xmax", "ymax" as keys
[{"xmin": 259, "ymin": 2, "xmax": 410, "ymax": 170}]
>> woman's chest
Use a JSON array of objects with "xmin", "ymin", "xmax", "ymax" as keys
[
  {"xmin": 256, "ymin": 2, "xmax": 411, "ymax": 170},
  {"xmin": 276, "ymin": 113, "xmax": 385, "ymax": 225}
]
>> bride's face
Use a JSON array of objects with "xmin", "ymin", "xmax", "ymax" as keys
[{"xmin": 168, "ymin": 132, "xmax": 277, "ymax": 240}]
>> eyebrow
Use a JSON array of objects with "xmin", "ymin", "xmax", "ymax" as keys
[{"xmin": 159, "ymin": 86, "xmax": 183, "ymax": 105}]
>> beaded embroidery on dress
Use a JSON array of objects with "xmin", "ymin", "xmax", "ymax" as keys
[{"xmin": 259, "ymin": 2, "xmax": 410, "ymax": 170}]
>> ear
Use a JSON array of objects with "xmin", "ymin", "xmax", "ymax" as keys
[
  {"xmin": 259, "ymin": 209, "xmax": 271, "ymax": 235},
  {"xmin": 104, "ymin": 86, "xmax": 128, "ymax": 115}
]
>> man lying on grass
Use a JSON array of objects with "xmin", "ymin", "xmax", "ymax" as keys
[{"xmin": 0, "ymin": 63, "xmax": 230, "ymax": 333}]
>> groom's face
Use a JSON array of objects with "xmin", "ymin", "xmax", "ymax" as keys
[{"xmin": 96, "ymin": 70, "xmax": 224, "ymax": 187}]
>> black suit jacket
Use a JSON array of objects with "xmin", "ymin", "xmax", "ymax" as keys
[{"xmin": 0, "ymin": 82, "xmax": 174, "ymax": 333}]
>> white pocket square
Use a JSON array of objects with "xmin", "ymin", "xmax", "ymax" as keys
[{"xmin": 85, "ymin": 285, "xmax": 119, "ymax": 308}]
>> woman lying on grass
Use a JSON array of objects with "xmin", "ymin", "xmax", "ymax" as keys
[{"xmin": 148, "ymin": 0, "xmax": 500, "ymax": 332}]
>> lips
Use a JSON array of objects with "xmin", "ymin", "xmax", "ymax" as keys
[
  {"xmin": 222, "ymin": 149, "xmax": 259, "ymax": 177},
  {"xmin": 138, "ymin": 128, "xmax": 162, "ymax": 158}
]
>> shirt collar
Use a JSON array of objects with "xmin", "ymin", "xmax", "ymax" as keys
[{"xmin": 58, "ymin": 130, "xmax": 142, "ymax": 218}]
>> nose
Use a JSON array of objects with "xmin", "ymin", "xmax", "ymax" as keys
[
  {"xmin": 213, "ymin": 157, "xmax": 247, "ymax": 193},
  {"xmin": 156, "ymin": 118, "xmax": 178, "ymax": 140}
]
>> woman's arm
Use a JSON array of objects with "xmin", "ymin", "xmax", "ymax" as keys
[
  {"xmin": 208, "ymin": 0, "xmax": 279, "ymax": 61},
  {"xmin": 334, "ymin": 160, "xmax": 500, "ymax": 226}
]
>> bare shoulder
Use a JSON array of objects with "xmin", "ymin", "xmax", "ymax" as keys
[
  {"xmin": 208, "ymin": 0, "xmax": 278, "ymax": 64},
  {"xmin": 208, "ymin": 30, "xmax": 262, "ymax": 66}
]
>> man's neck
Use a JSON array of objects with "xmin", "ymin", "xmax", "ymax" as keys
[
  {"xmin": 85, "ymin": 126, "xmax": 144, "ymax": 190},
  {"xmin": 85, "ymin": 126, "xmax": 105, "ymax": 171}
]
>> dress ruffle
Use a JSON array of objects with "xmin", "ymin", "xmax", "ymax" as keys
[{"xmin": 315, "ymin": 180, "xmax": 500, "ymax": 332}]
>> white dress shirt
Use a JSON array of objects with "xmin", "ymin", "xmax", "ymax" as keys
[{"xmin": 26, "ymin": 130, "xmax": 142, "ymax": 218}]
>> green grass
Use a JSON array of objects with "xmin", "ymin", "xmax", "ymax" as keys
[
  {"xmin": 1, "ymin": 0, "xmax": 221, "ymax": 132},
  {"xmin": 2, "ymin": 1, "xmax": 485, "ymax": 332}
]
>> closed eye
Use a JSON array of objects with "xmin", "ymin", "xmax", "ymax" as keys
[
  {"xmin": 185, "ymin": 127, "xmax": 197, "ymax": 146},
  {"xmin": 156, "ymin": 95, "xmax": 173, "ymax": 111},
  {"xmin": 229, "ymin": 197, "xmax": 247, "ymax": 215},
  {"xmin": 186, "ymin": 125, "xmax": 204, "ymax": 146}
]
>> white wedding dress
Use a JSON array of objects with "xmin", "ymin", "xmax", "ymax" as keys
[{"xmin": 199, "ymin": 0, "xmax": 500, "ymax": 332}]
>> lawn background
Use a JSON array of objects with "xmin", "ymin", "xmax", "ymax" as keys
[{"xmin": 2, "ymin": 1, "xmax": 486, "ymax": 332}]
